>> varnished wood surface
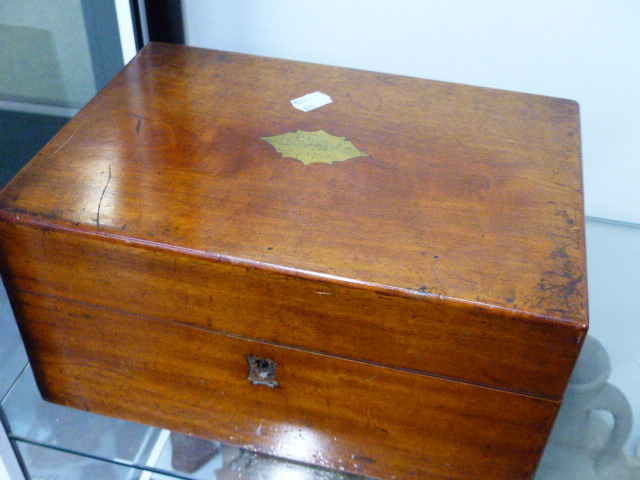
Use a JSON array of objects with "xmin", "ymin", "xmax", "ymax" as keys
[
  {"xmin": 12, "ymin": 290, "xmax": 558, "ymax": 480},
  {"xmin": 0, "ymin": 43, "xmax": 589, "ymax": 479},
  {"xmin": 0, "ymin": 221, "xmax": 583, "ymax": 400},
  {"xmin": 0, "ymin": 42, "xmax": 587, "ymax": 324}
]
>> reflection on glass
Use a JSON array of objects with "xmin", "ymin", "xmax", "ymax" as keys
[{"xmin": 150, "ymin": 430, "xmax": 366, "ymax": 480}]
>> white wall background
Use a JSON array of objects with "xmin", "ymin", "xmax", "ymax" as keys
[
  {"xmin": 183, "ymin": 0, "xmax": 640, "ymax": 225},
  {"xmin": 586, "ymin": 219, "xmax": 640, "ymax": 455},
  {"xmin": 182, "ymin": 0, "xmax": 640, "ymax": 454}
]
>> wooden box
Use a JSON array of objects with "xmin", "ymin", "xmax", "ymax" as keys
[{"xmin": 0, "ymin": 43, "xmax": 588, "ymax": 479}]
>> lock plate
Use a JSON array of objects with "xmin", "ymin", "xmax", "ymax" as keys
[{"xmin": 247, "ymin": 355, "xmax": 279, "ymax": 388}]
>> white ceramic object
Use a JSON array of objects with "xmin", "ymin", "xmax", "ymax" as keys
[{"xmin": 536, "ymin": 336, "xmax": 633, "ymax": 480}]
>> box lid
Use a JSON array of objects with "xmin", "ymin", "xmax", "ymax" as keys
[{"xmin": 0, "ymin": 43, "xmax": 588, "ymax": 397}]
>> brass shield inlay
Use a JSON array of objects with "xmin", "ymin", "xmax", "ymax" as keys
[{"xmin": 261, "ymin": 130, "xmax": 368, "ymax": 165}]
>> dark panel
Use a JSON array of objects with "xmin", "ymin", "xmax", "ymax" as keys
[
  {"xmin": 144, "ymin": 0, "xmax": 184, "ymax": 44},
  {"xmin": 0, "ymin": 110, "xmax": 68, "ymax": 188}
]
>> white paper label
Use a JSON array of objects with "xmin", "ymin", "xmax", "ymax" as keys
[{"xmin": 290, "ymin": 91, "xmax": 332, "ymax": 112}]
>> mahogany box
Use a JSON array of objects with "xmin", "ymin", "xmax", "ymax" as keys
[{"xmin": 0, "ymin": 43, "xmax": 588, "ymax": 480}]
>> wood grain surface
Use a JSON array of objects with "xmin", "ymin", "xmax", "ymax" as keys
[
  {"xmin": 0, "ymin": 221, "xmax": 584, "ymax": 400},
  {"xmin": 0, "ymin": 42, "xmax": 587, "ymax": 324},
  {"xmin": 0, "ymin": 43, "xmax": 588, "ymax": 479},
  {"xmin": 11, "ymin": 290, "xmax": 558, "ymax": 480}
]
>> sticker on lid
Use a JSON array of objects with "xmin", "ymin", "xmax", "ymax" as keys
[{"xmin": 290, "ymin": 91, "xmax": 332, "ymax": 112}]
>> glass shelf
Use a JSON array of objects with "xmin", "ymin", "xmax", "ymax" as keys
[
  {"xmin": 15, "ymin": 440, "xmax": 148, "ymax": 480},
  {"xmin": 2, "ymin": 365, "xmax": 369, "ymax": 480}
]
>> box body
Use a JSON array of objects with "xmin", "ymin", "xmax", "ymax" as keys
[{"xmin": 0, "ymin": 43, "xmax": 588, "ymax": 479}]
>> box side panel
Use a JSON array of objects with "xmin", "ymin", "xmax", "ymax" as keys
[
  {"xmin": 0, "ymin": 222, "xmax": 585, "ymax": 400},
  {"xmin": 12, "ymin": 290, "xmax": 557, "ymax": 480}
]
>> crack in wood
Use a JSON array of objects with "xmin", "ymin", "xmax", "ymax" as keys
[{"xmin": 96, "ymin": 164, "xmax": 112, "ymax": 230}]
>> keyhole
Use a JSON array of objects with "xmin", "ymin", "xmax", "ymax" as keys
[
  {"xmin": 247, "ymin": 355, "xmax": 279, "ymax": 388},
  {"xmin": 257, "ymin": 359, "xmax": 270, "ymax": 378}
]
